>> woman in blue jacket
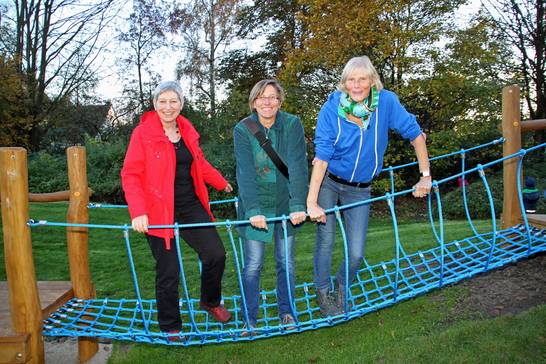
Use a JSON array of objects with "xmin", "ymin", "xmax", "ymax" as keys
[
  {"xmin": 306, "ymin": 56, "xmax": 432, "ymax": 316},
  {"xmin": 234, "ymin": 79, "xmax": 308, "ymax": 334}
]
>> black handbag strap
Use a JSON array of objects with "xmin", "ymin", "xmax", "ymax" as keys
[{"xmin": 242, "ymin": 117, "xmax": 289, "ymax": 179}]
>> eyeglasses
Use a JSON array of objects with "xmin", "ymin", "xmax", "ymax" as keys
[{"xmin": 256, "ymin": 95, "xmax": 280, "ymax": 103}]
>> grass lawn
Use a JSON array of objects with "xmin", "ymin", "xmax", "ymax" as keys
[{"xmin": 1, "ymin": 202, "xmax": 545, "ymax": 363}]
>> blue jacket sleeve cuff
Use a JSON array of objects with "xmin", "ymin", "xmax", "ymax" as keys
[
  {"xmin": 314, "ymin": 150, "xmax": 332, "ymax": 163},
  {"xmin": 408, "ymin": 128, "xmax": 423, "ymax": 142}
]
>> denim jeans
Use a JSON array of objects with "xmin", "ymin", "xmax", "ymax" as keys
[
  {"xmin": 313, "ymin": 175, "xmax": 371, "ymax": 293},
  {"xmin": 242, "ymin": 224, "xmax": 296, "ymax": 325}
]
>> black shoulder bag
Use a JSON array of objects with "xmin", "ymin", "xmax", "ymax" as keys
[{"xmin": 242, "ymin": 117, "xmax": 289, "ymax": 179}]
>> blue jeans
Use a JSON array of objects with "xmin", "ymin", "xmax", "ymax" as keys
[
  {"xmin": 242, "ymin": 224, "xmax": 295, "ymax": 325},
  {"xmin": 314, "ymin": 175, "xmax": 371, "ymax": 293}
]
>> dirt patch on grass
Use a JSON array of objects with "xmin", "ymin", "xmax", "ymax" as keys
[{"xmin": 451, "ymin": 253, "xmax": 546, "ymax": 318}]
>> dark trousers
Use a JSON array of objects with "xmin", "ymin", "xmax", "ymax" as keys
[{"xmin": 146, "ymin": 201, "xmax": 226, "ymax": 331}]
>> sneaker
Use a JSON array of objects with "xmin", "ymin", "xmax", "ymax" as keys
[
  {"xmin": 240, "ymin": 322, "xmax": 260, "ymax": 337},
  {"xmin": 199, "ymin": 302, "xmax": 231, "ymax": 323},
  {"xmin": 336, "ymin": 284, "xmax": 353, "ymax": 313},
  {"xmin": 164, "ymin": 329, "xmax": 184, "ymax": 342},
  {"xmin": 281, "ymin": 314, "xmax": 297, "ymax": 330},
  {"xmin": 316, "ymin": 289, "xmax": 342, "ymax": 317}
]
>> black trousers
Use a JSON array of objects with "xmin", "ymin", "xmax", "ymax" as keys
[{"xmin": 146, "ymin": 200, "xmax": 226, "ymax": 331}]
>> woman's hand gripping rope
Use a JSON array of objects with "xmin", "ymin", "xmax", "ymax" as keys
[
  {"xmin": 412, "ymin": 176, "xmax": 432, "ymax": 198},
  {"xmin": 131, "ymin": 214, "xmax": 149, "ymax": 233}
]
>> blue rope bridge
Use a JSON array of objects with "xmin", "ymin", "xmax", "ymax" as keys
[{"xmin": 29, "ymin": 139, "xmax": 546, "ymax": 346}]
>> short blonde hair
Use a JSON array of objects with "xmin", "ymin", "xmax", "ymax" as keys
[
  {"xmin": 248, "ymin": 79, "xmax": 285, "ymax": 112},
  {"xmin": 338, "ymin": 56, "xmax": 383, "ymax": 93}
]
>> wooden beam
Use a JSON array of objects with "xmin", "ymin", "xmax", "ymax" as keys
[
  {"xmin": 29, "ymin": 188, "xmax": 92, "ymax": 203},
  {"xmin": 502, "ymin": 85, "xmax": 523, "ymax": 229},
  {"xmin": 38, "ymin": 282, "xmax": 74, "ymax": 320},
  {"xmin": 0, "ymin": 148, "xmax": 44, "ymax": 364},
  {"xmin": 65, "ymin": 147, "xmax": 98, "ymax": 363},
  {"xmin": 520, "ymin": 119, "xmax": 546, "ymax": 132}
]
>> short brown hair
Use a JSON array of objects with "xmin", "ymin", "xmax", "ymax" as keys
[{"xmin": 248, "ymin": 79, "xmax": 285, "ymax": 112}]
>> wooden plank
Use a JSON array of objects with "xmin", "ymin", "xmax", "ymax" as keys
[
  {"xmin": 38, "ymin": 282, "xmax": 74, "ymax": 320},
  {"xmin": 0, "ymin": 334, "xmax": 30, "ymax": 364},
  {"xmin": 523, "ymin": 214, "xmax": 546, "ymax": 229},
  {"xmin": 1, "ymin": 282, "xmax": 73, "ymax": 336}
]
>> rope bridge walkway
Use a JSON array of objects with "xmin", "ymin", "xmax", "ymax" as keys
[{"xmin": 29, "ymin": 139, "xmax": 546, "ymax": 346}]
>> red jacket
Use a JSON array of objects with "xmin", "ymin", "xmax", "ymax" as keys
[{"xmin": 121, "ymin": 111, "xmax": 228, "ymax": 249}]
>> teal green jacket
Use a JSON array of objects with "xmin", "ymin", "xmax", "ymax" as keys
[{"xmin": 234, "ymin": 111, "xmax": 309, "ymax": 242}]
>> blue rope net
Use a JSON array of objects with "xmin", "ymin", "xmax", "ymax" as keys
[{"xmin": 30, "ymin": 139, "xmax": 546, "ymax": 346}]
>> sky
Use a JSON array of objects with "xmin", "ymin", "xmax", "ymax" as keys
[{"xmin": 95, "ymin": 0, "xmax": 483, "ymax": 102}]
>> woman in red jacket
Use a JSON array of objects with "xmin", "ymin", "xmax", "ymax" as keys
[{"xmin": 121, "ymin": 81, "xmax": 233, "ymax": 337}]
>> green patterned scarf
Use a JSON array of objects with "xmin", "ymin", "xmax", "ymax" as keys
[{"xmin": 338, "ymin": 86, "xmax": 379, "ymax": 129}]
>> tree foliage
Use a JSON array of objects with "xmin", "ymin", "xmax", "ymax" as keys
[
  {"xmin": 0, "ymin": 55, "xmax": 32, "ymax": 147},
  {"xmin": 0, "ymin": 0, "xmax": 118, "ymax": 149},
  {"xmin": 276, "ymin": 0, "xmax": 466, "ymax": 133},
  {"xmin": 483, "ymin": 0, "xmax": 545, "ymax": 121}
]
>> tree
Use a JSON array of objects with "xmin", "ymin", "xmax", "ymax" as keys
[
  {"xmin": 117, "ymin": 0, "xmax": 170, "ymax": 112},
  {"xmin": 173, "ymin": 0, "xmax": 241, "ymax": 119},
  {"xmin": 277, "ymin": 0, "xmax": 465, "ymax": 131},
  {"xmin": 483, "ymin": 0, "xmax": 545, "ymax": 144},
  {"xmin": 1, "ymin": 0, "xmax": 118, "ymax": 149},
  {"xmin": 390, "ymin": 16, "xmax": 513, "ymax": 181},
  {"xmin": 0, "ymin": 55, "xmax": 32, "ymax": 147},
  {"xmin": 220, "ymin": 0, "xmax": 307, "ymax": 88}
]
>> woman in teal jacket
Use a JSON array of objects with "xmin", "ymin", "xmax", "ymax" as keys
[{"xmin": 234, "ymin": 79, "xmax": 308, "ymax": 334}]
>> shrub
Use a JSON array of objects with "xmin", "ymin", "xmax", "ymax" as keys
[
  {"xmin": 85, "ymin": 137, "xmax": 128, "ymax": 203},
  {"xmin": 440, "ymin": 172, "xmax": 503, "ymax": 219},
  {"xmin": 28, "ymin": 152, "xmax": 68, "ymax": 193}
]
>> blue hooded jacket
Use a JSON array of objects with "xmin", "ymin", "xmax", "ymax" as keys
[{"xmin": 314, "ymin": 89, "xmax": 422, "ymax": 183}]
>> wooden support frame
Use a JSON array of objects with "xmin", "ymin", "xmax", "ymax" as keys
[
  {"xmin": 66, "ymin": 147, "xmax": 98, "ymax": 362},
  {"xmin": 0, "ymin": 146, "xmax": 98, "ymax": 363},
  {"xmin": 502, "ymin": 84, "xmax": 546, "ymax": 229},
  {"xmin": 0, "ymin": 148, "xmax": 44, "ymax": 364},
  {"xmin": 502, "ymin": 85, "xmax": 522, "ymax": 229}
]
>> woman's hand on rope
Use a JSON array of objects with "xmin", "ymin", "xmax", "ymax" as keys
[
  {"xmin": 249, "ymin": 215, "xmax": 268, "ymax": 230},
  {"xmin": 412, "ymin": 176, "xmax": 432, "ymax": 198},
  {"xmin": 289, "ymin": 211, "xmax": 307, "ymax": 226},
  {"xmin": 307, "ymin": 203, "xmax": 327, "ymax": 224},
  {"xmin": 131, "ymin": 215, "xmax": 149, "ymax": 233},
  {"xmin": 223, "ymin": 183, "xmax": 233, "ymax": 193}
]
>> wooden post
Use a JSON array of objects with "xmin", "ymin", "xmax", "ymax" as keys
[
  {"xmin": 0, "ymin": 148, "xmax": 45, "ymax": 364},
  {"xmin": 66, "ymin": 146, "xmax": 98, "ymax": 362},
  {"xmin": 502, "ymin": 85, "xmax": 522, "ymax": 229}
]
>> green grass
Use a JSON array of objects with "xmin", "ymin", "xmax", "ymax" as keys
[{"xmin": 0, "ymin": 202, "xmax": 544, "ymax": 363}]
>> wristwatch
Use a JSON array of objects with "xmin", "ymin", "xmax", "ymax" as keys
[{"xmin": 421, "ymin": 170, "xmax": 431, "ymax": 177}]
